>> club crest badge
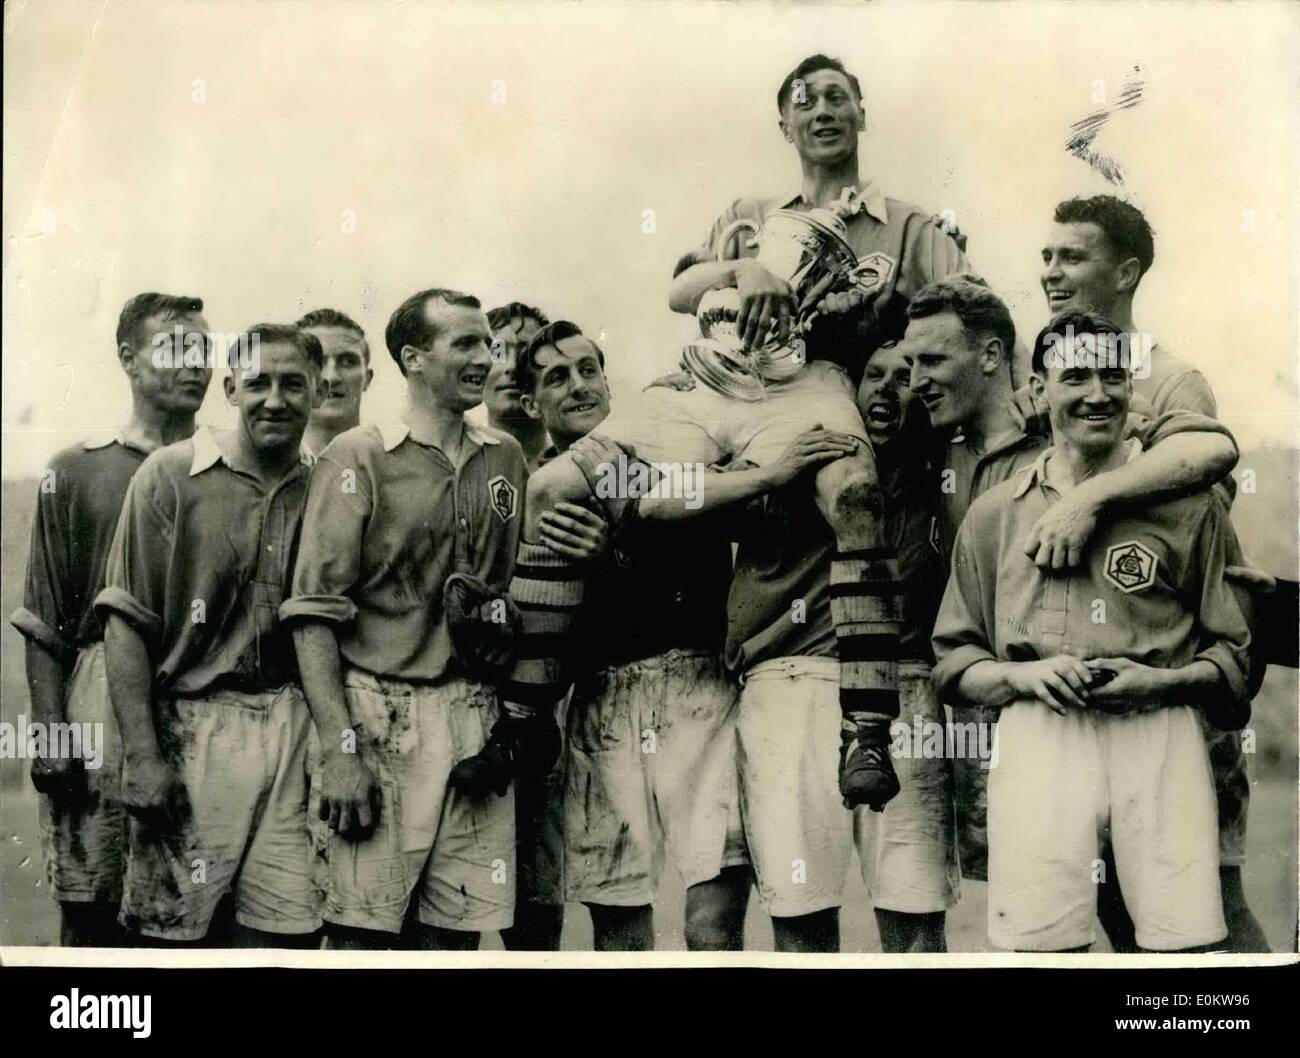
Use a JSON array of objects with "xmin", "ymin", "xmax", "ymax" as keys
[
  {"xmin": 1104, "ymin": 540, "xmax": 1157, "ymax": 593},
  {"xmin": 487, "ymin": 475, "xmax": 518, "ymax": 524},
  {"xmin": 850, "ymin": 252, "xmax": 897, "ymax": 296}
]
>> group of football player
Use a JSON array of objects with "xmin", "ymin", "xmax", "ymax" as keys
[{"xmin": 15, "ymin": 53, "xmax": 1283, "ymax": 954}]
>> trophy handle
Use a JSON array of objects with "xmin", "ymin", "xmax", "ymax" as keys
[{"xmin": 716, "ymin": 218, "xmax": 761, "ymax": 262}]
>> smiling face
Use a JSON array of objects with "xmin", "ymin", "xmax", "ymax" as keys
[
  {"xmin": 857, "ymin": 341, "xmax": 916, "ymax": 449},
  {"xmin": 484, "ymin": 314, "xmax": 544, "ymax": 423},
  {"xmin": 1040, "ymin": 221, "xmax": 1130, "ymax": 318},
  {"xmin": 304, "ymin": 324, "xmax": 371, "ymax": 428},
  {"xmin": 403, "ymin": 301, "xmax": 494, "ymax": 413},
  {"xmin": 128, "ymin": 310, "xmax": 214, "ymax": 414},
  {"xmin": 779, "ymin": 68, "xmax": 864, "ymax": 167},
  {"xmin": 1031, "ymin": 333, "xmax": 1132, "ymax": 459},
  {"xmin": 224, "ymin": 339, "xmax": 321, "ymax": 455},
  {"xmin": 519, "ymin": 335, "xmax": 610, "ymax": 447},
  {"xmin": 902, "ymin": 311, "xmax": 993, "ymax": 432}
]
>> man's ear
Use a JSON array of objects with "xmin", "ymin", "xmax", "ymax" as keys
[
  {"xmin": 118, "ymin": 342, "xmax": 139, "ymax": 377},
  {"xmin": 978, "ymin": 336, "xmax": 1005, "ymax": 376},
  {"xmin": 400, "ymin": 343, "xmax": 422, "ymax": 376},
  {"xmin": 1115, "ymin": 256, "xmax": 1142, "ymax": 297},
  {"xmin": 313, "ymin": 372, "xmax": 328, "ymax": 409},
  {"xmin": 223, "ymin": 373, "xmax": 237, "ymax": 405},
  {"xmin": 778, "ymin": 115, "xmax": 793, "ymax": 144},
  {"xmin": 363, "ymin": 366, "xmax": 374, "ymax": 391},
  {"xmin": 519, "ymin": 392, "xmax": 542, "ymax": 421},
  {"xmin": 1027, "ymin": 372, "xmax": 1046, "ymax": 401}
]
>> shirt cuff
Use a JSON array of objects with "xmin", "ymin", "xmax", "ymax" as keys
[
  {"xmin": 278, "ymin": 594, "xmax": 358, "ymax": 625},
  {"xmin": 93, "ymin": 586, "xmax": 163, "ymax": 641},
  {"xmin": 931, "ymin": 644, "xmax": 997, "ymax": 701},
  {"xmin": 1194, "ymin": 643, "xmax": 1250, "ymax": 709},
  {"xmin": 9, "ymin": 606, "xmax": 75, "ymax": 665}
]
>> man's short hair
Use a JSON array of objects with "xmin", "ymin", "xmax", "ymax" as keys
[
  {"xmin": 515, "ymin": 320, "xmax": 607, "ymax": 397},
  {"xmin": 1054, "ymin": 195, "xmax": 1155, "ymax": 281},
  {"xmin": 383, "ymin": 288, "xmax": 481, "ymax": 376},
  {"xmin": 296, "ymin": 308, "xmax": 369, "ymax": 361},
  {"xmin": 238, "ymin": 324, "xmax": 323, "ymax": 372},
  {"xmin": 907, "ymin": 275, "xmax": 1016, "ymax": 361},
  {"xmin": 486, "ymin": 302, "xmax": 550, "ymax": 334},
  {"xmin": 1031, "ymin": 308, "xmax": 1123, "ymax": 374},
  {"xmin": 777, "ymin": 54, "xmax": 862, "ymax": 112},
  {"xmin": 116, "ymin": 292, "xmax": 204, "ymax": 350}
]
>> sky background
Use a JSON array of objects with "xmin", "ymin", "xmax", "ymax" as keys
[{"xmin": 4, "ymin": 0, "xmax": 1298, "ymax": 478}]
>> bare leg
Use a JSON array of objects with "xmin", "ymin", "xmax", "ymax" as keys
[
  {"xmin": 586, "ymin": 903, "xmax": 654, "ymax": 951},
  {"xmin": 684, "ymin": 866, "xmax": 751, "ymax": 951},
  {"xmin": 60, "ymin": 901, "xmax": 131, "ymax": 947},
  {"xmin": 1220, "ymin": 866, "xmax": 1269, "ymax": 952},
  {"xmin": 408, "ymin": 923, "xmax": 481, "ymax": 951},
  {"xmin": 772, "ymin": 908, "xmax": 840, "ymax": 953},
  {"xmin": 324, "ymin": 924, "xmax": 394, "ymax": 951},
  {"xmin": 228, "ymin": 924, "xmax": 322, "ymax": 949},
  {"xmin": 874, "ymin": 909, "xmax": 946, "ymax": 953},
  {"xmin": 502, "ymin": 902, "xmax": 565, "ymax": 951}
]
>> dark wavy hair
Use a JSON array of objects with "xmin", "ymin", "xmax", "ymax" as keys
[
  {"xmin": 1054, "ymin": 195, "xmax": 1155, "ymax": 282},
  {"xmin": 515, "ymin": 320, "xmax": 607, "ymax": 396}
]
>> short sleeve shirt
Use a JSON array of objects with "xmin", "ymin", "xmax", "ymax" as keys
[
  {"xmin": 282, "ymin": 421, "xmax": 526, "ymax": 683},
  {"xmin": 12, "ymin": 435, "xmax": 151, "ymax": 664},
  {"xmin": 94, "ymin": 428, "xmax": 311, "ymax": 697}
]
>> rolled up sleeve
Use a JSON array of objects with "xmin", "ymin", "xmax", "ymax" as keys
[
  {"xmin": 931, "ymin": 522, "xmax": 998, "ymax": 701},
  {"xmin": 93, "ymin": 462, "xmax": 172, "ymax": 641},
  {"xmin": 11, "ymin": 471, "xmax": 77, "ymax": 663},
  {"xmin": 280, "ymin": 454, "xmax": 370, "ymax": 626}
]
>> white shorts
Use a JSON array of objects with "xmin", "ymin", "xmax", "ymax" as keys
[
  {"xmin": 857, "ymin": 663, "xmax": 961, "ymax": 914},
  {"xmin": 738, "ymin": 656, "xmax": 958, "ymax": 918},
  {"xmin": 37, "ymin": 642, "xmax": 128, "ymax": 904},
  {"xmin": 324, "ymin": 670, "xmax": 515, "ymax": 935},
  {"xmin": 564, "ymin": 650, "xmax": 746, "ymax": 904},
  {"xmin": 120, "ymin": 684, "xmax": 320, "ymax": 941},
  {"xmin": 598, "ymin": 360, "xmax": 867, "ymax": 468},
  {"xmin": 988, "ymin": 701, "xmax": 1225, "ymax": 952}
]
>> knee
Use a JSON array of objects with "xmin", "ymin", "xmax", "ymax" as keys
[
  {"xmin": 684, "ymin": 893, "xmax": 743, "ymax": 951},
  {"xmin": 823, "ymin": 466, "xmax": 887, "ymax": 538}
]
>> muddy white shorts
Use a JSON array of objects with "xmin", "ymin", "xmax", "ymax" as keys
[
  {"xmin": 37, "ymin": 642, "xmax": 128, "ymax": 904},
  {"xmin": 323, "ymin": 670, "xmax": 515, "ymax": 935},
  {"xmin": 564, "ymin": 650, "xmax": 746, "ymax": 905},
  {"xmin": 119, "ymin": 684, "xmax": 320, "ymax": 941},
  {"xmin": 738, "ymin": 657, "xmax": 959, "ymax": 918},
  {"xmin": 987, "ymin": 701, "xmax": 1225, "ymax": 952}
]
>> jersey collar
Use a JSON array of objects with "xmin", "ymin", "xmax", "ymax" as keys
[{"xmin": 779, "ymin": 181, "xmax": 889, "ymax": 225}]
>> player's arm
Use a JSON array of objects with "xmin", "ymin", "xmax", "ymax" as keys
[
  {"xmin": 11, "ymin": 469, "xmax": 81, "ymax": 800},
  {"xmin": 291, "ymin": 622, "xmax": 378, "ymax": 840},
  {"xmin": 567, "ymin": 427, "xmax": 860, "ymax": 522},
  {"xmin": 1023, "ymin": 412, "xmax": 1238, "ymax": 569},
  {"xmin": 94, "ymin": 469, "xmax": 187, "ymax": 824},
  {"xmin": 279, "ymin": 452, "xmax": 380, "ymax": 840}
]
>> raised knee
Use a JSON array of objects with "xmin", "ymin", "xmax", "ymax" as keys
[{"xmin": 825, "ymin": 468, "xmax": 886, "ymax": 536}]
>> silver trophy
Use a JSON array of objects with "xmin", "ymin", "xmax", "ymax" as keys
[{"xmin": 680, "ymin": 204, "xmax": 860, "ymax": 401}]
